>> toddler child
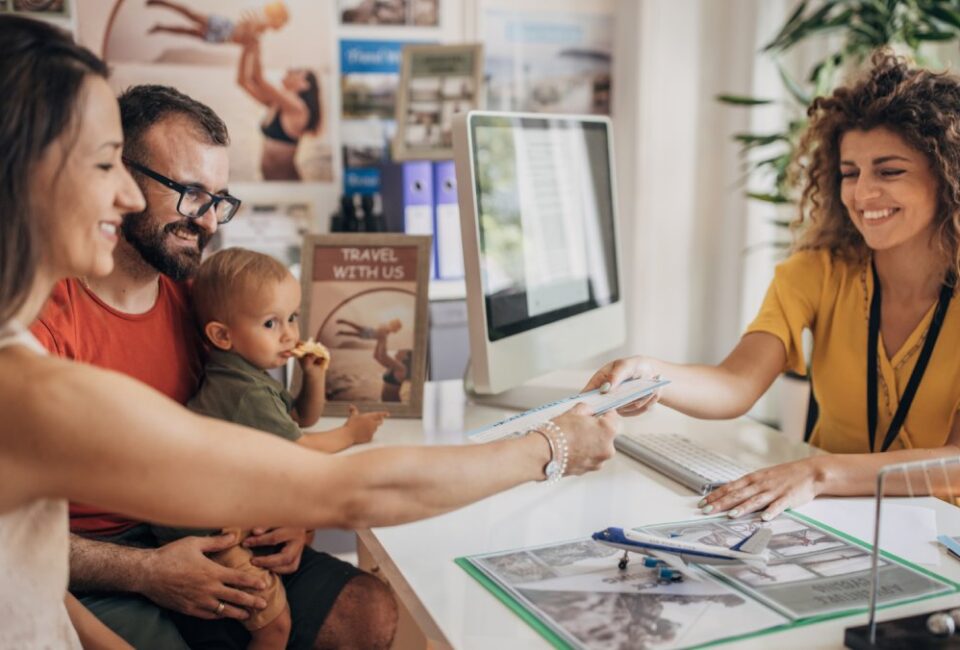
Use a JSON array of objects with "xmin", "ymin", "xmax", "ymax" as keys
[
  {"xmin": 152, "ymin": 247, "xmax": 387, "ymax": 649},
  {"xmin": 147, "ymin": 0, "xmax": 289, "ymax": 44}
]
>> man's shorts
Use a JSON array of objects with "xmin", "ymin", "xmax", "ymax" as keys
[{"xmin": 75, "ymin": 525, "xmax": 362, "ymax": 650}]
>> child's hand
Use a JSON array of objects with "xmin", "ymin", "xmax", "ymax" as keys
[
  {"xmin": 297, "ymin": 350, "xmax": 329, "ymax": 378},
  {"xmin": 344, "ymin": 405, "xmax": 388, "ymax": 445}
]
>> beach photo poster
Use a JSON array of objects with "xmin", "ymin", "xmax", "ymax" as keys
[
  {"xmin": 74, "ymin": 0, "xmax": 335, "ymax": 183},
  {"xmin": 339, "ymin": 39, "xmax": 407, "ymax": 195},
  {"xmin": 6, "ymin": 0, "xmax": 68, "ymax": 15},
  {"xmin": 339, "ymin": 0, "xmax": 438, "ymax": 27},
  {"xmin": 393, "ymin": 43, "xmax": 483, "ymax": 161},
  {"xmin": 300, "ymin": 233, "xmax": 430, "ymax": 417}
]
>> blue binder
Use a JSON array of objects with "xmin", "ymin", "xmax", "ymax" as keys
[
  {"xmin": 433, "ymin": 160, "xmax": 463, "ymax": 280},
  {"xmin": 401, "ymin": 161, "xmax": 436, "ymax": 278}
]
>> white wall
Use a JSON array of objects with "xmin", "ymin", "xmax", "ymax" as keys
[{"xmin": 613, "ymin": 0, "xmax": 764, "ymax": 368}]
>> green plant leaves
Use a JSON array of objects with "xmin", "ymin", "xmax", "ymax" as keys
[
  {"xmin": 716, "ymin": 94, "xmax": 774, "ymax": 105},
  {"xmin": 722, "ymin": 0, "xmax": 960, "ymax": 216}
]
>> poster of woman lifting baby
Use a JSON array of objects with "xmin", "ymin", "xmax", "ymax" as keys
[
  {"xmin": 300, "ymin": 233, "xmax": 431, "ymax": 417},
  {"xmin": 74, "ymin": 0, "xmax": 334, "ymax": 183}
]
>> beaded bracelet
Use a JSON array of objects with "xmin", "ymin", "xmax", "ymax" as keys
[{"xmin": 531, "ymin": 420, "xmax": 568, "ymax": 483}]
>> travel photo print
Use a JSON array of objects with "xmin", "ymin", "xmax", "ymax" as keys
[
  {"xmin": 300, "ymin": 233, "xmax": 431, "ymax": 418},
  {"xmin": 74, "ymin": 0, "xmax": 335, "ymax": 183},
  {"xmin": 393, "ymin": 42, "xmax": 484, "ymax": 161},
  {"xmin": 6, "ymin": 0, "xmax": 67, "ymax": 14}
]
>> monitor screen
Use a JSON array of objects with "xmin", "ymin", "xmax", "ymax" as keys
[{"xmin": 470, "ymin": 115, "xmax": 620, "ymax": 342}]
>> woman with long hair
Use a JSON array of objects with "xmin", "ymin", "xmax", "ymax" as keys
[
  {"xmin": 0, "ymin": 16, "xmax": 618, "ymax": 646},
  {"xmin": 588, "ymin": 51, "xmax": 960, "ymax": 520},
  {"xmin": 236, "ymin": 34, "xmax": 321, "ymax": 180}
]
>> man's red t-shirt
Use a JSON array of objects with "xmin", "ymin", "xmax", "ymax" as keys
[{"xmin": 30, "ymin": 277, "xmax": 203, "ymax": 536}]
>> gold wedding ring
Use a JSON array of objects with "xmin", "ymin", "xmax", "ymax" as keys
[{"xmin": 214, "ymin": 601, "xmax": 225, "ymax": 616}]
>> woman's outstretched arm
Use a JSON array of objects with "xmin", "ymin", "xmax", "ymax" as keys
[
  {"xmin": 236, "ymin": 38, "xmax": 270, "ymax": 105},
  {"xmin": 373, "ymin": 332, "xmax": 404, "ymax": 375},
  {"xmin": 584, "ymin": 331, "xmax": 787, "ymax": 420},
  {"xmin": 236, "ymin": 36, "xmax": 304, "ymax": 116},
  {"xmin": 702, "ymin": 418, "xmax": 960, "ymax": 520},
  {"xmin": 0, "ymin": 349, "xmax": 619, "ymax": 530}
]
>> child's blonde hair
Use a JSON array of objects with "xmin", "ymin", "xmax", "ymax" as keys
[
  {"xmin": 193, "ymin": 248, "xmax": 292, "ymax": 329},
  {"xmin": 263, "ymin": 1, "xmax": 289, "ymax": 28}
]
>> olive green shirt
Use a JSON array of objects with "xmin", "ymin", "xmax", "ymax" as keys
[
  {"xmin": 154, "ymin": 350, "xmax": 301, "ymax": 544},
  {"xmin": 187, "ymin": 348, "xmax": 302, "ymax": 442}
]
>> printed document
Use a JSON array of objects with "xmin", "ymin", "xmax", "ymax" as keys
[{"xmin": 467, "ymin": 377, "xmax": 669, "ymax": 443}]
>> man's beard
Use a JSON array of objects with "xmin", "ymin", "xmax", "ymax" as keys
[{"xmin": 120, "ymin": 209, "xmax": 212, "ymax": 281}]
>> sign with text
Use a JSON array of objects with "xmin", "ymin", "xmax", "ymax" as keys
[
  {"xmin": 301, "ymin": 234, "xmax": 431, "ymax": 417},
  {"xmin": 312, "ymin": 245, "xmax": 420, "ymax": 282}
]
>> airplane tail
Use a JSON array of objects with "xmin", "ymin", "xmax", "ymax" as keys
[{"xmin": 729, "ymin": 527, "xmax": 772, "ymax": 554}]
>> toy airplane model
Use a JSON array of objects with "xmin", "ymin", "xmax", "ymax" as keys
[{"xmin": 592, "ymin": 526, "xmax": 772, "ymax": 581}]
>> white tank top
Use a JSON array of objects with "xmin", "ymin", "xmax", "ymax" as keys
[{"xmin": 0, "ymin": 321, "xmax": 81, "ymax": 649}]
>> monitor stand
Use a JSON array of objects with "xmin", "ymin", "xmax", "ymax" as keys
[{"xmin": 462, "ymin": 364, "xmax": 572, "ymax": 412}]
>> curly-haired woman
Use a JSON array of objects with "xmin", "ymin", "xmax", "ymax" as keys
[{"xmin": 586, "ymin": 51, "xmax": 960, "ymax": 520}]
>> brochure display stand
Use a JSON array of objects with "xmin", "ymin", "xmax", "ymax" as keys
[{"xmin": 845, "ymin": 456, "xmax": 960, "ymax": 649}]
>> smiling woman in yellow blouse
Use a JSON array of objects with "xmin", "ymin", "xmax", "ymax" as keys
[{"xmin": 586, "ymin": 51, "xmax": 960, "ymax": 519}]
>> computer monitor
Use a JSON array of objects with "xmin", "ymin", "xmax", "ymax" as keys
[{"xmin": 452, "ymin": 111, "xmax": 625, "ymax": 406}]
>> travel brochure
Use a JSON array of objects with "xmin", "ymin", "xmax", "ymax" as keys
[
  {"xmin": 466, "ymin": 377, "xmax": 670, "ymax": 444},
  {"xmin": 458, "ymin": 512, "xmax": 958, "ymax": 649}
]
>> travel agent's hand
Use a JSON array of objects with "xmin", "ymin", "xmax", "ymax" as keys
[
  {"xmin": 582, "ymin": 355, "xmax": 662, "ymax": 416},
  {"xmin": 698, "ymin": 457, "xmax": 829, "ymax": 521}
]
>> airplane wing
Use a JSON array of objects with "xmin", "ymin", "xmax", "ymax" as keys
[
  {"xmin": 647, "ymin": 549, "xmax": 688, "ymax": 570},
  {"xmin": 735, "ymin": 528, "xmax": 772, "ymax": 555},
  {"xmin": 648, "ymin": 550, "xmax": 709, "ymax": 582}
]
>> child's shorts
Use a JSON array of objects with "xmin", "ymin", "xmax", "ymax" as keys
[{"xmin": 205, "ymin": 14, "xmax": 235, "ymax": 43}]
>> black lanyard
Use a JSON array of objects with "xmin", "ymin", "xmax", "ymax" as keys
[{"xmin": 867, "ymin": 262, "xmax": 953, "ymax": 452}]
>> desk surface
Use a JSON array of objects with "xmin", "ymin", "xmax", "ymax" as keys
[{"xmin": 334, "ymin": 378, "xmax": 960, "ymax": 649}]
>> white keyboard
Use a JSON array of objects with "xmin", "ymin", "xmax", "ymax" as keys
[{"xmin": 615, "ymin": 432, "xmax": 750, "ymax": 495}]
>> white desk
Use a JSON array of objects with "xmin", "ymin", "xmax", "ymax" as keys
[{"xmin": 339, "ymin": 379, "xmax": 960, "ymax": 649}]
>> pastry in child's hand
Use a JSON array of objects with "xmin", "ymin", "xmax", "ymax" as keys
[{"xmin": 291, "ymin": 338, "xmax": 330, "ymax": 361}]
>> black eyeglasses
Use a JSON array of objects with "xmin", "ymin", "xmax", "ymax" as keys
[{"xmin": 123, "ymin": 158, "xmax": 241, "ymax": 225}]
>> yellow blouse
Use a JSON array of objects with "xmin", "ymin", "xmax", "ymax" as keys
[{"xmin": 746, "ymin": 249, "xmax": 960, "ymax": 453}]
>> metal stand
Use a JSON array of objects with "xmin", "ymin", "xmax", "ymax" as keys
[{"xmin": 844, "ymin": 456, "xmax": 960, "ymax": 649}]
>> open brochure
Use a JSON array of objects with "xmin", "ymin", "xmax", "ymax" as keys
[
  {"xmin": 457, "ymin": 512, "xmax": 959, "ymax": 650},
  {"xmin": 467, "ymin": 377, "xmax": 670, "ymax": 444}
]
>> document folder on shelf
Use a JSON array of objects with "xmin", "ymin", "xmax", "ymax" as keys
[
  {"xmin": 433, "ymin": 160, "xmax": 464, "ymax": 280},
  {"xmin": 400, "ymin": 160, "xmax": 436, "ymax": 278}
]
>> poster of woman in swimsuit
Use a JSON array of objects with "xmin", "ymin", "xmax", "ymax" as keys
[
  {"xmin": 73, "ymin": 0, "xmax": 334, "ymax": 183},
  {"xmin": 300, "ymin": 233, "xmax": 431, "ymax": 417}
]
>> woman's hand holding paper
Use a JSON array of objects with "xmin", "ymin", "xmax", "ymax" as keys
[
  {"xmin": 550, "ymin": 403, "xmax": 621, "ymax": 476},
  {"xmin": 583, "ymin": 356, "xmax": 662, "ymax": 417}
]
